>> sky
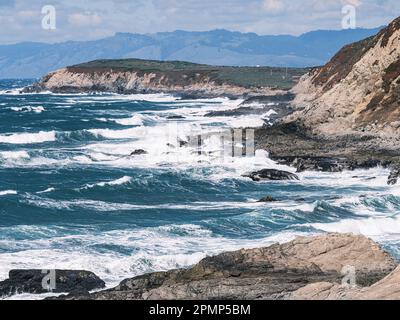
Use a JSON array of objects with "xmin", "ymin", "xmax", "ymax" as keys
[{"xmin": 0, "ymin": 0, "xmax": 398, "ymax": 44}]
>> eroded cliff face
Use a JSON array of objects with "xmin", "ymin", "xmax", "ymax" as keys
[
  {"xmin": 291, "ymin": 16, "xmax": 400, "ymax": 137},
  {"xmin": 36, "ymin": 68, "xmax": 281, "ymax": 98}
]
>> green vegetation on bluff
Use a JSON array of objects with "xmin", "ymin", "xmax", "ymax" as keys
[{"xmin": 68, "ymin": 59, "xmax": 309, "ymax": 90}]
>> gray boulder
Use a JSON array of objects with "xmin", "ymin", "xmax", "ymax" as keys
[{"xmin": 0, "ymin": 270, "xmax": 105, "ymax": 298}]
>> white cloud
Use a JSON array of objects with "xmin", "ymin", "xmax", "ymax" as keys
[
  {"xmin": 342, "ymin": 0, "xmax": 363, "ymax": 7},
  {"xmin": 263, "ymin": 0, "xmax": 284, "ymax": 12},
  {"xmin": 0, "ymin": 0, "xmax": 397, "ymax": 43},
  {"xmin": 68, "ymin": 12, "xmax": 102, "ymax": 27}
]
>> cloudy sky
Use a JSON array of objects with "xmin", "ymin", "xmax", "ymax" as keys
[{"xmin": 0, "ymin": 0, "xmax": 398, "ymax": 44}]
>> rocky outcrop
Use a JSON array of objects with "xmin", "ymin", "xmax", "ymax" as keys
[
  {"xmin": 27, "ymin": 60, "xmax": 304, "ymax": 98},
  {"xmin": 255, "ymin": 122, "xmax": 399, "ymax": 177},
  {"xmin": 0, "ymin": 270, "xmax": 105, "ymax": 298},
  {"xmin": 243, "ymin": 169, "xmax": 299, "ymax": 182},
  {"xmin": 290, "ymin": 16, "xmax": 400, "ymax": 137},
  {"xmin": 54, "ymin": 234, "xmax": 397, "ymax": 300}
]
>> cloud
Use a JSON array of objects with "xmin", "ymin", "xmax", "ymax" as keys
[
  {"xmin": 263, "ymin": 0, "xmax": 284, "ymax": 13},
  {"xmin": 68, "ymin": 12, "xmax": 102, "ymax": 27},
  {"xmin": 342, "ymin": 0, "xmax": 363, "ymax": 6},
  {"xmin": 0, "ymin": 0, "xmax": 398, "ymax": 44}
]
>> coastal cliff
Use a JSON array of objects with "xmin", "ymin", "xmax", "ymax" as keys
[
  {"xmin": 29, "ymin": 59, "xmax": 307, "ymax": 98},
  {"xmin": 289, "ymin": 16, "xmax": 400, "ymax": 137},
  {"xmin": 256, "ymin": 15, "xmax": 400, "ymax": 174}
]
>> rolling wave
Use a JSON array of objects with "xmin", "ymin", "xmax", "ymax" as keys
[{"xmin": 0, "ymin": 131, "xmax": 56, "ymax": 144}]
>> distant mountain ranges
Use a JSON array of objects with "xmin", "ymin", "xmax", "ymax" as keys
[{"xmin": 0, "ymin": 27, "xmax": 383, "ymax": 79}]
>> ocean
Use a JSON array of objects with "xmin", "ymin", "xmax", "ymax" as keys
[{"xmin": 0, "ymin": 79, "xmax": 399, "ymax": 299}]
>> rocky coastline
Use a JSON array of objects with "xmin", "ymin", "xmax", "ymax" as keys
[
  {"xmin": 24, "ymin": 60, "xmax": 305, "ymax": 99},
  {"xmin": 1, "ymin": 233, "xmax": 399, "ymax": 300},
  {"xmin": 10, "ymin": 15, "xmax": 399, "ymax": 301}
]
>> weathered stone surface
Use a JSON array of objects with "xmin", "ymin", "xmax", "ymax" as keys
[
  {"xmin": 290, "ymin": 16, "xmax": 400, "ymax": 137},
  {"xmin": 290, "ymin": 266, "xmax": 400, "ymax": 300},
  {"xmin": 0, "ymin": 270, "xmax": 105, "ymax": 298},
  {"xmin": 56, "ymin": 233, "xmax": 396, "ymax": 300}
]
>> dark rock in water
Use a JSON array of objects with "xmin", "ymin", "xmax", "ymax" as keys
[
  {"xmin": 271, "ymin": 155, "xmax": 387, "ymax": 173},
  {"xmin": 258, "ymin": 196, "xmax": 278, "ymax": 202},
  {"xmin": 179, "ymin": 140, "xmax": 188, "ymax": 147},
  {"xmin": 295, "ymin": 157, "xmax": 347, "ymax": 173},
  {"xmin": 244, "ymin": 169, "xmax": 299, "ymax": 182},
  {"xmin": 166, "ymin": 115, "xmax": 185, "ymax": 120},
  {"xmin": 388, "ymin": 166, "xmax": 400, "ymax": 185},
  {"xmin": 130, "ymin": 149, "xmax": 148, "ymax": 156},
  {"xmin": 0, "ymin": 270, "xmax": 105, "ymax": 298}
]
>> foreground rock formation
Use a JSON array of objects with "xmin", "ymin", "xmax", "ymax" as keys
[
  {"xmin": 0, "ymin": 270, "xmax": 105, "ymax": 298},
  {"xmin": 291, "ymin": 265, "xmax": 400, "ymax": 300},
  {"xmin": 52, "ymin": 234, "xmax": 398, "ymax": 300}
]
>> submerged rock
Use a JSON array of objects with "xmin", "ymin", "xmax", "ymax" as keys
[
  {"xmin": 0, "ymin": 270, "xmax": 105, "ymax": 298},
  {"xmin": 130, "ymin": 149, "xmax": 148, "ymax": 156},
  {"xmin": 388, "ymin": 166, "xmax": 400, "ymax": 185},
  {"xmin": 258, "ymin": 196, "xmax": 278, "ymax": 202},
  {"xmin": 55, "ymin": 233, "xmax": 397, "ymax": 300},
  {"xmin": 166, "ymin": 115, "xmax": 185, "ymax": 120},
  {"xmin": 244, "ymin": 169, "xmax": 299, "ymax": 182}
]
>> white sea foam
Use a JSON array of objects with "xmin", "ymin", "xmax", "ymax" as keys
[
  {"xmin": 309, "ymin": 215, "xmax": 400, "ymax": 239},
  {"xmin": 0, "ymin": 151, "xmax": 30, "ymax": 160},
  {"xmin": 83, "ymin": 176, "xmax": 132, "ymax": 189},
  {"xmin": 10, "ymin": 106, "xmax": 45, "ymax": 113},
  {"xmin": 0, "ymin": 131, "xmax": 56, "ymax": 144},
  {"xmin": 108, "ymin": 114, "xmax": 160, "ymax": 126},
  {"xmin": 0, "ymin": 190, "xmax": 17, "ymax": 196},
  {"xmin": 0, "ymin": 223, "xmax": 307, "ymax": 293},
  {"xmin": 37, "ymin": 188, "xmax": 56, "ymax": 194},
  {"xmin": 88, "ymin": 127, "xmax": 140, "ymax": 140},
  {"xmin": 0, "ymin": 88, "xmax": 53, "ymax": 95},
  {"xmin": 22, "ymin": 196, "xmax": 270, "ymax": 212}
]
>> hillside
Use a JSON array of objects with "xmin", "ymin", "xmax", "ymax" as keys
[
  {"xmin": 290, "ymin": 16, "xmax": 400, "ymax": 137},
  {"xmin": 0, "ymin": 28, "xmax": 382, "ymax": 79},
  {"xmin": 31, "ymin": 59, "xmax": 308, "ymax": 97}
]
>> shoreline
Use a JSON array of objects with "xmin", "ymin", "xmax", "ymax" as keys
[
  {"xmin": 1, "ymin": 233, "xmax": 399, "ymax": 300},
  {"xmin": 1, "ymin": 85, "xmax": 399, "ymax": 300}
]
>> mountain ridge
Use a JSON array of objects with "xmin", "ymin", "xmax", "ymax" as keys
[{"xmin": 0, "ymin": 27, "xmax": 382, "ymax": 79}]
